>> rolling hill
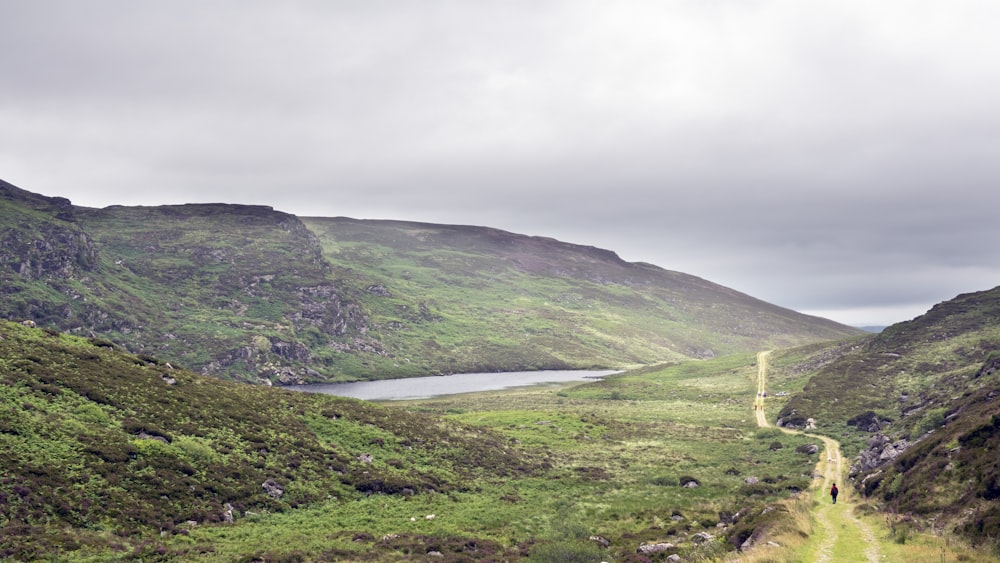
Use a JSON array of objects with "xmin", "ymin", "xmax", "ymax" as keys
[
  {"xmin": 1, "ymin": 179, "xmax": 862, "ymax": 383},
  {"xmin": 0, "ymin": 319, "xmax": 544, "ymax": 560}
]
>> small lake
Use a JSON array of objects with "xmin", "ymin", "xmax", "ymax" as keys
[{"xmin": 284, "ymin": 370, "xmax": 618, "ymax": 401}]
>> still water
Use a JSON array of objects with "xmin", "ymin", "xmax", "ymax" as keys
[{"xmin": 284, "ymin": 370, "xmax": 618, "ymax": 401}]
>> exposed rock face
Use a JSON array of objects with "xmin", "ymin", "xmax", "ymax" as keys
[
  {"xmin": 851, "ymin": 434, "xmax": 910, "ymax": 474},
  {"xmin": 292, "ymin": 283, "xmax": 366, "ymax": 336},
  {"xmin": 7, "ymin": 227, "xmax": 99, "ymax": 280},
  {"xmin": 1, "ymin": 182, "xmax": 98, "ymax": 280}
]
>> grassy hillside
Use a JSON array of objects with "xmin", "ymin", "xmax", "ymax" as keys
[
  {"xmin": 4, "ymin": 285, "xmax": 999, "ymax": 558},
  {"xmin": 304, "ymin": 217, "xmax": 862, "ymax": 376},
  {"xmin": 1, "ymin": 179, "xmax": 862, "ymax": 383},
  {"xmin": 1, "ymin": 179, "xmax": 371, "ymax": 383},
  {"xmin": 0, "ymin": 320, "xmax": 544, "ymax": 560},
  {"xmin": 774, "ymin": 286, "xmax": 1000, "ymax": 552},
  {"xmin": 1, "ymin": 318, "xmax": 845, "ymax": 561}
]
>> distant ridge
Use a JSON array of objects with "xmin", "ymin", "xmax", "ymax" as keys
[{"xmin": 2, "ymin": 178, "xmax": 862, "ymax": 383}]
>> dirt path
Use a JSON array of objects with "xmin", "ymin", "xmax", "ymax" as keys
[
  {"xmin": 754, "ymin": 351, "xmax": 769, "ymax": 427},
  {"xmin": 755, "ymin": 351, "xmax": 881, "ymax": 562}
]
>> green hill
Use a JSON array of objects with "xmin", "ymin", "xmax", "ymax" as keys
[
  {"xmin": 0, "ymin": 320, "xmax": 542, "ymax": 560},
  {"xmin": 1, "ymin": 179, "xmax": 861, "ymax": 383},
  {"xmin": 773, "ymin": 286, "xmax": 1000, "ymax": 550}
]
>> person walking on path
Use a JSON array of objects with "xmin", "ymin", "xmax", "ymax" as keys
[{"xmin": 831, "ymin": 483, "xmax": 839, "ymax": 504}]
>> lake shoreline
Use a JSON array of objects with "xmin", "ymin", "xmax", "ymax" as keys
[{"xmin": 283, "ymin": 369, "xmax": 619, "ymax": 401}]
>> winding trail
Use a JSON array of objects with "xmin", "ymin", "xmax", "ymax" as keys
[{"xmin": 754, "ymin": 351, "xmax": 881, "ymax": 562}]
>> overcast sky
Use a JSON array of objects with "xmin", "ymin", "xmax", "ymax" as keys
[{"xmin": 3, "ymin": 1, "xmax": 999, "ymax": 327}]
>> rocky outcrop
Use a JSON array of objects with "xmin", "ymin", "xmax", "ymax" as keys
[
  {"xmin": 262, "ymin": 478, "xmax": 285, "ymax": 499},
  {"xmin": 1, "ymin": 181, "xmax": 99, "ymax": 281},
  {"xmin": 776, "ymin": 414, "xmax": 809, "ymax": 429},
  {"xmin": 977, "ymin": 353, "xmax": 1000, "ymax": 379},
  {"xmin": 795, "ymin": 444, "xmax": 820, "ymax": 455},
  {"xmin": 848, "ymin": 410, "xmax": 892, "ymax": 432},
  {"xmin": 291, "ymin": 284, "xmax": 366, "ymax": 336},
  {"xmin": 851, "ymin": 434, "xmax": 910, "ymax": 474},
  {"xmin": 637, "ymin": 542, "xmax": 674, "ymax": 554},
  {"xmin": 1, "ymin": 222, "xmax": 99, "ymax": 281}
]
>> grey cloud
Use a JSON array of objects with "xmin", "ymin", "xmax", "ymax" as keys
[{"xmin": 3, "ymin": 1, "xmax": 1000, "ymax": 326}]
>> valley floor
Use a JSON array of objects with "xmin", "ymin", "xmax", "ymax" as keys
[{"xmin": 738, "ymin": 351, "xmax": 991, "ymax": 563}]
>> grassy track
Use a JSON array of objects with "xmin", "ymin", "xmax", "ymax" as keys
[
  {"xmin": 751, "ymin": 350, "xmax": 883, "ymax": 561},
  {"xmin": 742, "ymin": 351, "xmax": 996, "ymax": 563}
]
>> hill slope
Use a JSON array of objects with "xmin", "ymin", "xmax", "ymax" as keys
[
  {"xmin": 304, "ymin": 217, "xmax": 860, "ymax": 376},
  {"xmin": 0, "ymin": 320, "xmax": 542, "ymax": 560},
  {"xmin": 773, "ymin": 286, "xmax": 1000, "ymax": 550},
  {"xmin": 1, "ymin": 179, "xmax": 862, "ymax": 382}
]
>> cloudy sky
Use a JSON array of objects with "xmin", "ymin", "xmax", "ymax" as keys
[{"xmin": 3, "ymin": 1, "xmax": 999, "ymax": 327}]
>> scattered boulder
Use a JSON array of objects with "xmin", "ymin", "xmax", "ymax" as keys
[
  {"xmin": 776, "ymin": 415, "xmax": 808, "ymax": 429},
  {"xmin": 795, "ymin": 444, "xmax": 820, "ymax": 455},
  {"xmin": 262, "ymin": 478, "xmax": 284, "ymax": 499},
  {"xmin": 805, "ymin": 418, "xmax": 817, "ymax": 430},
  {"xmin": 589, "ymin": 535, "xmax": 610, "ymax": 548},
  {"xmin": 637, "ymin": 542, "xmax": 674, "ymax": 554},
  {"xmin": 744, "ymin": 476, "xmax": 760, "ymax": 485},
  {"xmin": 691, "ymin": 531, "xmax": 715, "ymax": 544},
  {"xmin": 137, "ymin": 431, "xmax": 169, "ymax": 443},
  {"xmin": 222, "ymin": 503, "xmax": 234, "ymax": 524},
  {"xmin": 367, "ymin": 284, "xmax": 391, "ymax": 297},
  {"xmin": 679, "ymin": 475, "xmax": 700, "ymax": 488},
  {"xmin": 848, "ymin": 411, "xmax": 892, "ymax": 433},
  {"xmin": 358, "ymin": 453, "xmax": 374, "ymax": 464},
  {"xmin": 666, "ymin": 555, "xmax": 682, "ymax": 562}
]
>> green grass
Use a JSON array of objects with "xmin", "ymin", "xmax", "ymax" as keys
[
  {"xmin": 3, "ymin": 300, "xmax": 1000, "ymax": 560},
  {"xmin": 0, "ymin": 319, "xmax": 834, "ymax": 561}
]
